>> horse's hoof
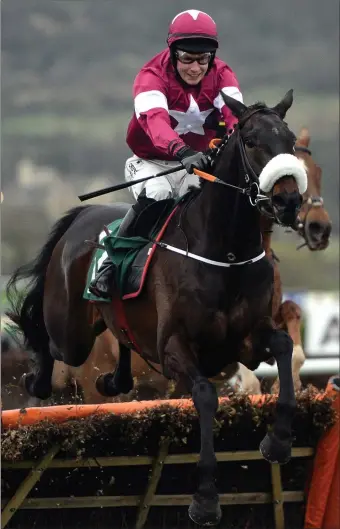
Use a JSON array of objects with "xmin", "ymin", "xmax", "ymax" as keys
[
  {"xmin": 20, "ymin": 373, "xmax": 52, "ymax": 400},
  {"xmin": 95, "ymin": 373, "xmax": 134, "ymax": 397},
  {"xmin": 188, "ymin": 495, "xmax": 221, "ymax": 527},
  {"xmin": 119, "ymin": 376, "xmax": 134, "ymax": 395},
  {"xmin": 260, "ymin": 432, "xmax": 292, "ymax": 464},
  {"xmin": 96, "ymin": 374, "xmax": 119, "ymax": 396}
]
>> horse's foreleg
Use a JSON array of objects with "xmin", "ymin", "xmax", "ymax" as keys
[
  {"xmin": 96, "ymin": 342, "xmax": 134, "ymax": 397},
  {"xmin": 190, "ymin": 375, "xmax": 221, "ymax": 526},
  {"xmin": 272, "ymin": 300, "xmax": 305, "ymax": 393},
  {"xmin": 291, "ymin": 343, "xmax": 306, "ymax": 389},
  {"xmin": 21, "ymin": 347, "xmax": 54, "ymax": 400},
  {"xmin": 258, "ymin": 329, "xmax": 296, "ymax": 464},
  {"xmin": 162, "ymin": 335, "xmax": 221, "ymax": 527}
]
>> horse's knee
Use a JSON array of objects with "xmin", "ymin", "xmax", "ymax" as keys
[
  {"xmin": 192, "ymin": 377, "xmax": 218, "ymax": 414},
  {"xmin": 269, "ymin": 330, "xmax": 293, "ymax": 357}
]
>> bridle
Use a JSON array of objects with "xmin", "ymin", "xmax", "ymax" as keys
[
  {"xmin": 207, "ymin": 107, "xmax": 298, "ymax": 224},
  {"xmin": 156, "ymin": 108, "xmax": 304, "ymax": 268},
  {"xmin": 293, "ymin": 145, "xmax": 325, "ymax": 240},
  {"xmin": 153, "ymin": 106, "xmax": 307, "ymax": 273}
]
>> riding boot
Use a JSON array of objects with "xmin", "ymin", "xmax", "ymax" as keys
[{"xmin": 89, "ymin": 197, "xmax": 155, "ymax": 298}]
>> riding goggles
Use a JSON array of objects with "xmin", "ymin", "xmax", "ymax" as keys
[{"xmin": 175, "ymin": 50, "xmax": 212, "ymax": 65}]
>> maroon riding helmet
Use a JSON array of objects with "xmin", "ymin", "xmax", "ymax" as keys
[{"xmin": 167, "ymin": 10, "xmax": 219, "ymax": 71}]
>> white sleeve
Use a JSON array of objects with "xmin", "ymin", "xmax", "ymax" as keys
[{"xmin": 134, "ymin": 90, "xmax": 169, "ymax": 118}]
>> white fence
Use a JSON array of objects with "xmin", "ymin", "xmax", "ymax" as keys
[
  {"xmin": 255, "ymin": 290, "xmax": 339, "ymax": 377},
  {"xmin": 282, "ymin": 290, "xmax": 339, "ymax": 357}
]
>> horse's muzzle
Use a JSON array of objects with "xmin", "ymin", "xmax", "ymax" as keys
[
  {"xmin": 271, "ymin": 190, "xmax": 302, "ymax": 227},
  {"xmin": 304, "ymin": 219, "xmax": 332, "ymax": 250}
]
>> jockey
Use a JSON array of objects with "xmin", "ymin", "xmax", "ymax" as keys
[{"xmin": 90, "ymin": 9, "xmax": 243, "ymax": 298}]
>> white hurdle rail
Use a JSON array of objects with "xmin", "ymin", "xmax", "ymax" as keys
[{"xmin": 255, "ymin": 357, "xmax": 339, "ymax": 377}]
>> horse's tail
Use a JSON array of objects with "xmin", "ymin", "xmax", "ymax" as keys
[{"xmin": 5, "ymin": 206, "xmax": 90, "ymax": 353}]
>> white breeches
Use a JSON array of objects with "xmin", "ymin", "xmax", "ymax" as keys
[{"xmin": 124, "ymin": 155, "xmax": 200, "ymax": 201}]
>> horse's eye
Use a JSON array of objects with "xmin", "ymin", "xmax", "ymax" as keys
[{"xmin": 245, "ymin": 140, "xmax": 255, "ymax": 148}]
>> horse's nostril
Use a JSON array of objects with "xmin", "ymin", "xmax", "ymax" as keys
[
  {"xmin": 308, "ymin": 221, "xmax": 323, "ymax": 235},
  {"xmin": 307, "ymin": 221, "xmax": 332, "ymax": 242},
  {"xmin": 271, "ymin": 198, "xmax": 285, "ymax": 211},
  {"xmin": 323, "ymin": 224, "xmax": 332, "ymax": 238}
]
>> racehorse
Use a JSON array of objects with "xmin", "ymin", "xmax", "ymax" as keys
[
  {"xmin": 268, "ymin": 126, "xmax": 332, "ymax": 391},
  {"xmin": 50, "ymin": 127, "xmax": 332, "ymax": 403},
  {"xmin": 7, "ymin": 90, "xmax": 308, "ymax": 526}
]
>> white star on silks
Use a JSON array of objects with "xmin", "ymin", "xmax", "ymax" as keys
[{"xmin": 169, "ymin": 95, "xmax": 214, "ymax": 136}]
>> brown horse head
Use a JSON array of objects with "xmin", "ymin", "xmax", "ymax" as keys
[
  {"xmin": 220, "ymin": 89, "xmax": 306, "ymax": 228},
  {"xmin": 294, "ymin": 127, "xmax": 332, "ymax": 250}
]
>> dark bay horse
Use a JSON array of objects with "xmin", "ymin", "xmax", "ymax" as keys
[
  {"xmin": 7, "ymin": 90, "xmax": 307, "ymax": 526},
  {"xmin": 48, "ymin": 126, "xmax": 333, "ymax": 403}
]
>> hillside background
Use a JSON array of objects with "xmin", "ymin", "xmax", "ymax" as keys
[{"xmin": 1, "ymin": 0, "xmax": 339, "ymax": 290}]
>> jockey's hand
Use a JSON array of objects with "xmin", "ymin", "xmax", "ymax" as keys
[{"xmin": 176, "ymin": 147, "xmax": 210, "ymax": 174}]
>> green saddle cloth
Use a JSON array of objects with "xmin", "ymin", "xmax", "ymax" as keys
[{"xmin": 83, "ymin": 219, "xmax": 152, "ymax": 302}]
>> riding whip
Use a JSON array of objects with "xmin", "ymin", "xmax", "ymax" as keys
[{"xmin": 78, "ymin": 165, "xmax": 183, "ymax": 201}]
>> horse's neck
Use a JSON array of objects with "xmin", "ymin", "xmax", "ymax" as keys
[{"xmin": 187, "ymin": 141, "xmax": 263, "ymax": 261}]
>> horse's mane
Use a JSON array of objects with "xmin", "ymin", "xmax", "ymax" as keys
[
  {"xmin": 239, "ymin": 101, "xmax": 269, "ymax": 122},
  {"xmin": 247, "ymin": 101, "xmax": 267, "ymax": 111}
]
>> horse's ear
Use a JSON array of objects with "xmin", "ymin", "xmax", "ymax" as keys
[
  {"xmin": 220, "ymin": 91, "xmax": 247, "ymax": 119},
  {"xmin": 272, "ymin": 89, "xmax": 294, "ymax": 119},
  {"xmin": 296, "ymin": 127, "xmax": 310, "ymax": 147}
]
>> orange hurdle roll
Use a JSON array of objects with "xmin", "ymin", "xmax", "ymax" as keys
[{"xmin": 2, "ymin": 395, "xmax": 275, "ymax": 429}]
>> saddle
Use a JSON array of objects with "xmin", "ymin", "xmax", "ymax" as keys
[{"xmin": 131, "ymin": 197, "xmax": 176, "ymax": 239}]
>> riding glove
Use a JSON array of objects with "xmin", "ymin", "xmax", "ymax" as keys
[{"xmin": 176, "ymin": 147, "xmax": 210, "ymax": 174}]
